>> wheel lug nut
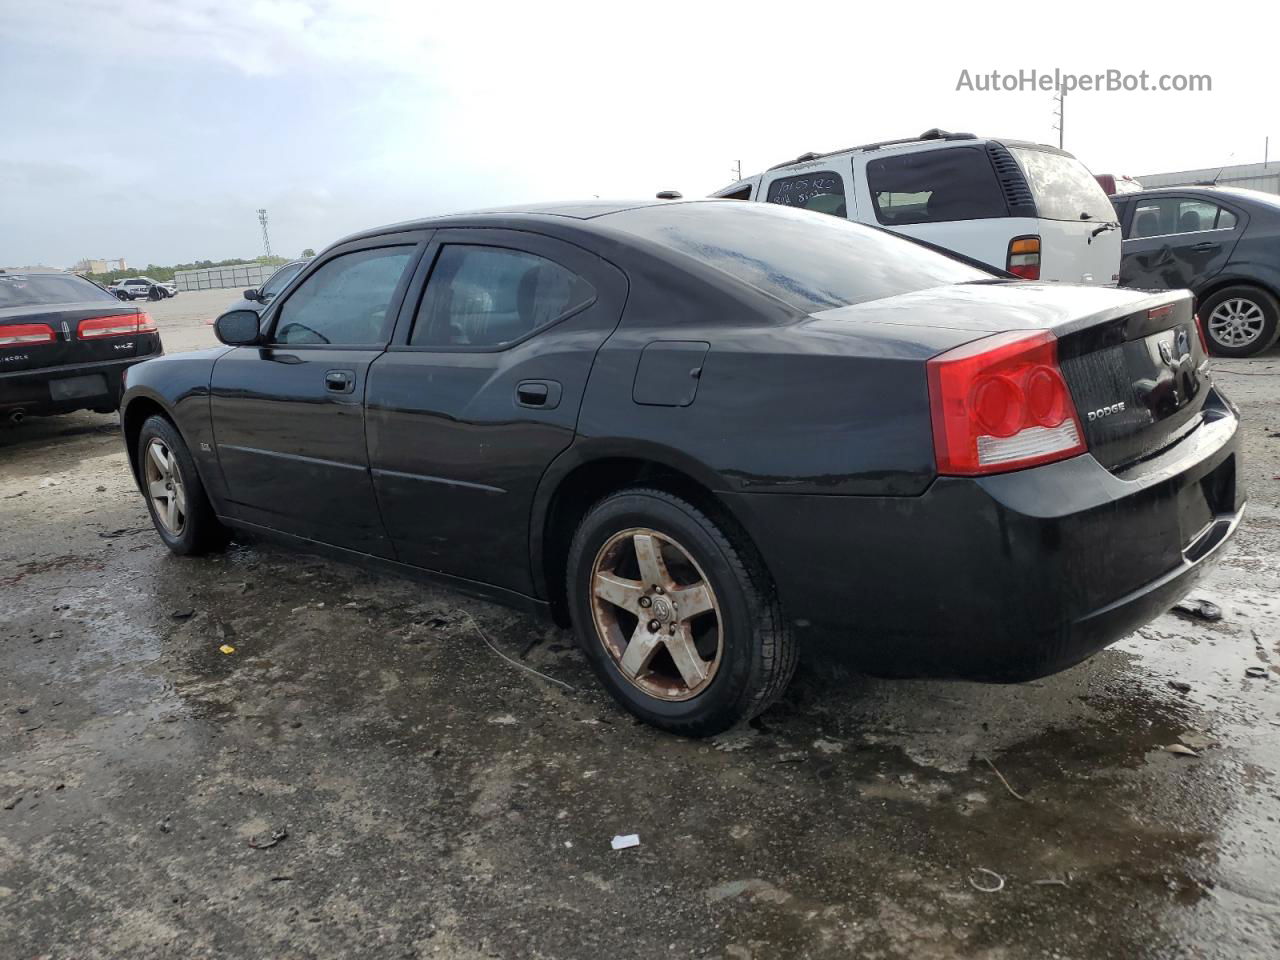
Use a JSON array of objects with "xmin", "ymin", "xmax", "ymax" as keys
[
  {"xmin": 638, "ymin": 596, "xmax": 651, "ymax": 608},
  {"xmin": 648, "ymin": 620, "xmax": 660, "ymax": 632},
  {"xmin": 654, "ymin": 586, "xmax": 665, "ymax": 595}
]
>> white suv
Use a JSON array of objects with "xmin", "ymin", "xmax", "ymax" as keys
[
  {"xmin": 711, "ymin": 130, "xmax": 1120, "ymax": 285},
  {"xmin": 111, "ymin": 277, "xmax": 173, "ymax": 300}
]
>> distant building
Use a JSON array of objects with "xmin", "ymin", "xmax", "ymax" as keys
[
  {"xmin": 72, "ymin": 257, "xmax": 127, "ymax": 274},
  {"xmin": 1136, "ymin": 161, "xmax": 1280, "ymax": 196}
]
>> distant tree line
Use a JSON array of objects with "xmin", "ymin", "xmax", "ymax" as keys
[{"xmin": 88, "ymin": 254, "xmax": 299, "ymax": 285}]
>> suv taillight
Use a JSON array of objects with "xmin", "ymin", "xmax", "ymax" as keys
[
  {"xmin": 927, "ymin": 330, "xmax": 1086, "ymax": 476},
  {"xmin": 79, "ymin": 312, "xmax": 156, "ymax": 338},
  {"xmin": 0, "ymin": 322, "xmax": 55, "ymax": 346},
  {"xmin": 1007, "ymin": 235, "xmax": 1041, "ymax": 280}
]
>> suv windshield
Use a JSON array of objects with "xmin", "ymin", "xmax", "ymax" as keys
[
  {"xmin": 603, "ymin": 202, "xmax": 992, "ymax": 313},
  {"xmin": 1008, "ymin": 146, "xmax": 1115, "ymax": 222},
  {"xmin": 0, "ymin": 273, "xmax": 116, "ymax": 308}
]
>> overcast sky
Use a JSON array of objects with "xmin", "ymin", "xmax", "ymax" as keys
[{"xmin": 1, "ymin": 0, "xmax": 1274, "ymax": 268}]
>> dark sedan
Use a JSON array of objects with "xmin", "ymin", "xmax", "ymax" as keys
[
  {"xmin": 222, "ymin": 258, "xmax": 308, "ymax": 315},
  {"xmin": 118, "ymin": 201, "xmax": 1243, "ymax": 736},
  {"xmin": 1, "ymin": 271, "xmax": 162, "ymax": 423},
  {"xmin": 1112, "ymin": 185, "xmax": 1280, "ymax": 357}
]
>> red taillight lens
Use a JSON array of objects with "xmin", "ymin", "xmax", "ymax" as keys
[
  {"xmin": 927, "ymin": 330, "xmax": 1087, "ymax": 476},
  {"xmin": 1192, "ymin": 313, "xmax": 1209, "ymax": 355},
  {"xmin": 79, "ymin": 312, "xmax": 155, "ymax": 338},
  {"xmin": 0, "ymin": 322, "xmax": 56, "ymax": 346},
  {"xmin": 1007, "ymin": 235, "xmax": 1041, "ymax": 280}
]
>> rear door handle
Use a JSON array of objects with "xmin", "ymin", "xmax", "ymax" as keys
[
  {"xmin": 1189, "ymin": 241, "xmax": 1219, "ymax": 251},
  {"xmin": 325, "ymin": 369, "xmax": 355, "ymax": 394},
  {"xmin": 516, "ymin": 379, "xmax": 562, "ymax": 409}
]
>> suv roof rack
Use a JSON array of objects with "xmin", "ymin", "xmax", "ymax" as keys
[{"xmin": 766, "ymin": 128, "xmax": 978, "ymax": 171}]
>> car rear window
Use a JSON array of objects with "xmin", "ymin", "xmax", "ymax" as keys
[
  {"xmin": 1007, "ymin": 146, "xmax": 1114, "ymax": 222},
  {"xmin": 602, "ymin": 202, "xmax": 992, "ymax": 314},
  {"xmin": 866, "ymin": 146, "xmax": 1008, "ymax": 225},
  {"xmin": 0, "ymin": 273, "xmax": 116, "ymax": 308}
]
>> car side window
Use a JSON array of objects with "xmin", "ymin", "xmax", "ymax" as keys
[
  {"xmin": 765, "ymin": 171, "xmax": 847, "ymax": 217},
  {"xmin": 867, "ymin": 147, "xmax": 1008, "ymax": 225},
  {"xmin": 272, "ymin": 246, "xmax": 413, "ymax": 346},
  {"xmin": 410, "ymin": 245, "xmax": 595, "ymax": 348},
  {"xmin": 262, "ymin": 262, "xmax": 304, "ymax": 298},
  {"xmin": 1128, "ymin": 198, "xmax": 1235, "ymax": 238}
]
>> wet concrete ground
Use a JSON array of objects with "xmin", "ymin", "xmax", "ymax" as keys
[{"xmin": 2, "ymin": 300, "xmax": 1279, "ymax": 958}]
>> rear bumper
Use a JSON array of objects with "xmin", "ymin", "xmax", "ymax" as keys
[
  {"xmin": 0, "ymin": 346, "xmax": 161, "ymax": 417},
  {"xmin": 725, "ymin": 393, "xmax": 1244, "ymax": 681}
]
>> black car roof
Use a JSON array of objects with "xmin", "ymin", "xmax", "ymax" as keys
[
  {"xmin": 335, "ymin": 199, "xmax": 680, "ymax": 245},
  {"xmin": 1118, "ymin": 185, "xmax": 1280, "ymax": 206}
]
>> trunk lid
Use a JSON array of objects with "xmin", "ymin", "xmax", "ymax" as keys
[
  {"xmin": 808, "ymin": 280, "xmax": 1209, "ymax": 473},
  {"xmin": 0, "ymin": 301, "xmax": 145, "ymax": 373}
]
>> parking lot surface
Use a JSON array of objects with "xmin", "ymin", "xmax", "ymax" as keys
[{"xmin": 2, "ymin": 304, "xmax": 1279, "ymax": 958}]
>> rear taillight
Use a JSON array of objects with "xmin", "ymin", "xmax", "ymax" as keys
[
  {"xmin": 1007, "ymin": 235, "xmax": 1041, "ymax": 280},
  {"xmin": 1192, "ymin": 312, "xmax": 1209, "ymax": 355},
  {"xmin": 0, "ymin": 322, "xmax": 56, "ymax": 346},
  {"xmin": 79, "ymin": 312, "xmax": 156, "ymax": 338},
  {"xmin": 927, "ymin": 330, "xmax": 1087, "ymax": 476}
]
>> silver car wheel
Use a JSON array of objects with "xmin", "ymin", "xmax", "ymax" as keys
[
  {"xmin": 1207, "ymin": 298, "xmax": 1266, "ymax": 348},
  {"xmin": 143, "ymin": 438, "xmax": 187, "ymax": 536}
]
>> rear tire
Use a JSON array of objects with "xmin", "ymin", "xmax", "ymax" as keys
[
  {"xmin": 1200, "ymin": 285, "xmax": 1279, "ymax": 357},
  {"xmin": 566, "ymin": 488, "xmax": 796, "ymax": 737},
  {"xmin": 137, "ymin": 415, "xmax": 228, "ymax": 555},
  {"xmin": 116, "ymin": 291, "xmax": 130, "ymax": 301}
]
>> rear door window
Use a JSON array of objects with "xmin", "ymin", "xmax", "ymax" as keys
[
  {"xmin": 1127, "ymin": 198, "xmax": 1238, "ymax": 238},
  {"xmin": 765, "ymin": 171, "xmax": 847, "ymax": 217},
  {"xmin": 866, "ymin": 147, "xmax": 1007, "ymax": 225},
  {"xmin": 411, "ymin": 245, "xmax": 595, "ymax": 348},
  {"xmin": 1007, "ymin": 146, "xmax": 1114, "ymax": 222}
]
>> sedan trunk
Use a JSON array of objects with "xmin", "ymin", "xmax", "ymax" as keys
[{"xmin": 809, "ymin": 280, "xmax": 1209, "ymax": 473}]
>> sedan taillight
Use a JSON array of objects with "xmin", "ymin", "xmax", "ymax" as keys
[
  {"xmin": 927, "ymin": 330, "xmax": 1086, "ymax": 476},
  {"xmin": 0, "ymin": 322, "xmax": 56, "ymax": 346},
  {"xmin": 79, "ymin": 312, "xmax": 157, "ymax": 338}
]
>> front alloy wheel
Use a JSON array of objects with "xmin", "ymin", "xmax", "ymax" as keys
[
  {"xmin": 135, "ymin": 414, "xmax": 227, "ymax": 555},
  {"xmin": 590, "ymin": 528, "xmax": 723, "ymax": 701},
  {"xmin": 143, "ymin": 437, "xmax": 187, "ymax": 536}
]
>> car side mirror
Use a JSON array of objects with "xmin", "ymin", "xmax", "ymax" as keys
[
  {"xmin": 243, "ymin": 288, "xmax": 261, "ymax": 302},
  {"xmin": 214, "ymin": 310, "xmax": 264, "ymax": 346}
]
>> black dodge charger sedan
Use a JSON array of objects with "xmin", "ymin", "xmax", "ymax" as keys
[
  {"xmin": 1, "ymin": 271, "xmax": 162, "ymax": 423},
  {"xmin": 118, "ymin": 201, "xmax": 1244, "ymax": 736}
]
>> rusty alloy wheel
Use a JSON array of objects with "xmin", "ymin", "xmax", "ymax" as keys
[
  {"xmin": 143, "ymin": 437, "xmax": 187, "ymax": 536},
  {"xmin": 589, "ymin": 527, "xmax": 723, "ymax": 701}
]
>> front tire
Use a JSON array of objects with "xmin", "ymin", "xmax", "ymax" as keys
[
  {"xmin": 566, "ymin": 488, "xmax": 796, "ymax": 737},
  {"xmin": 137, "ymin": 415, "xmax": 228, "ymax": 555},
  {"xmin": 1201, "ymin": 285, "xmax": 1280, "ymax": 357},
  {"xmin": 116, "ymin": 291, "xmax": 130, "ymax": 300}
]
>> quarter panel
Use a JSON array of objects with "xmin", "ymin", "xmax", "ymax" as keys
[{"xmin": 120, "ymin": 348, "xmax": 228, "ymax": 505}]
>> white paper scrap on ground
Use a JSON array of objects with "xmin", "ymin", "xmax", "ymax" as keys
[{"xmin": 611, "ymin": 834, "xmax": 640, "ymax": 851}]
